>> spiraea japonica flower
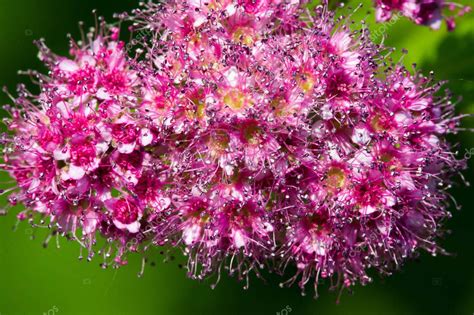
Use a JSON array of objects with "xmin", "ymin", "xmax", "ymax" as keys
[
  {"xmin": 374, "ymin": 0, "xmax": 471, "ymax": 30},
  {"xmin": 0, "ymin": 23, "xmax": 162, "ymax": 264},
  {"xmin": 0, "ymin": 0, "xmax": 468, "ymax": 297}
]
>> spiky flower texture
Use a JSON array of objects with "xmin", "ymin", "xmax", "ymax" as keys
[{"xmin": 0, "ymin": 1, "xmax": 468, "ymax": 298}]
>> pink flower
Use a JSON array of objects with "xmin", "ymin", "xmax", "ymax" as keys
[
  {"xmin": 374, "ymin": 0, "xmax": 471, "ymax": 30},
  {"xmin": 105, "ymin": 197, "xmax": 143, "ymax": 233},
  {"xmin": 0, "ymin": 0, "xmax": 468, "ymax": 298}
]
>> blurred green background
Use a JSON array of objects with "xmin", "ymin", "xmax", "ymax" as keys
[{"xmin": 0, "ymin": 1, "xmax": 472, "ymax": 314}]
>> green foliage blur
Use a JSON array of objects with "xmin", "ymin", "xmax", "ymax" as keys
[{"xmin": 0, "ymin": 1, "xmax": 472, "ymax": 314}]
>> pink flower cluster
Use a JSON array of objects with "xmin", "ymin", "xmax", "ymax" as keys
[
  {"xmin": 374, "ymin": 0, "xmax": 471, "ymax": 30},
  {"xmin": 0, "ymin": 1, "xmax": 466, "ymax": 296}
]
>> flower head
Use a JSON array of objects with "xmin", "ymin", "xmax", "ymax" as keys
[
  {"xmin": 0, "ymin": 0, "xmax": 468, "ymax": 297},
  {"xmin": 1, "ymin": 24, "xmax": 158, "ymax": 264},
  {"xmin": 374, "ymin": 0, "xmax": 471, "ymax": 31}
]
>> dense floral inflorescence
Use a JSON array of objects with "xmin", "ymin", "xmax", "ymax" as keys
[
  {"xmin": 0, "ymin": 1, "xmax": 467, "ymax": 297},
  {"xmin": 373, "ymin": 0, "xmax": 470, "ymax": 31}
]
